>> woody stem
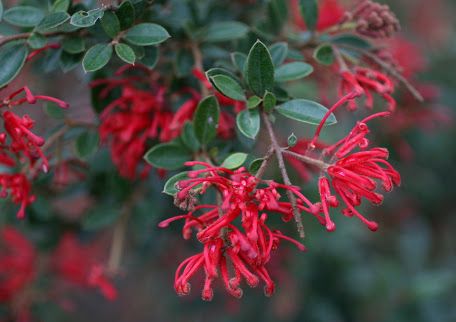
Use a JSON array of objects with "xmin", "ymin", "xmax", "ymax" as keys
[{"xmin": 262, "ymin": 112, "xmax": 305, "ymax": 238}]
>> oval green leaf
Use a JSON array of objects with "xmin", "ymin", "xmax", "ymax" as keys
[
  {"xmin": 4, "ymin": 6, "xmax": 44, "ymax": 27},
  {"xmin": 275, "ymin": 62, "xmax": 314, "ymax": 82},
  {"xmin": 163, "ymin": 171, "xmax": 189, "ymax": 196},
  {"xmin": 70, "ymin": 8, "xmax": 104, "ymax": 27},
  {"xmin": 124, "ymin": 23, "xmax": 170, "ymax": 46},
  {"xmin": 204, "ymin": 21, "xmax": 249, "ymax": 42},
  {"xmin": 245, "ymin": 40, "xmax": 275, "ymax": 96},
  {"xmin": 236, "ymin": 108, "xmax": 260, "ymax": 139},
  {"xmin": 144, "ymin": 143, "xmax": 191, "ymax": 170},
  {"xmin": 276, "ymin": 99, "xmax": 337, "ymax": 125},
  {"xmin": 210, "ymin": 74, "xmax": 245, "ymax": 101},
  {"xmin": 83, "ymin": 44, "xmax": 113, "ymax": 72},
  {"xmin": 36, "ymin": 12, "xmax": 69, "ymax": 32},
  {"xmin": 0, "ymin": 43, "xmax": 28, "ymax": 88},
  {"xmin": 193, "ymin": 96, "xmax": 220, "ymax": 146},
  {"xmin": 269, "ymin": 42, "xmax": 288, "ymax": 66},
  {"xmin": 221, "ymin": 152, "xmax": 248, "ymax": 169},
  {"xmin": 101, "ymin": 11, "xmax": 120, "ymax": 38},
  {"xmin": 313, "ymin": 43, "xmax": 335, "ymax": 66},
  {"xmin": 115, "ymin": 43, "xmax": 135, "ymax": 64}
]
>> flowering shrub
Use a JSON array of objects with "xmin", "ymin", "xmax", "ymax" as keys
[{"xmin": 0, "ymin": 0, "xmax": 453, "ymax": 321}]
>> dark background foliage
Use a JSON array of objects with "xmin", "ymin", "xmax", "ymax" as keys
[{"xmin": 0, "ymin": 0, "xmax": 455, "ymax": 321}]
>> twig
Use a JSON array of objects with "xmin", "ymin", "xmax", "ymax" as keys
[
  {"xmin": 107, "ymin": 186, "xmax": 146, "ymax": 274},
  {"xmin": 0, "ymin": 31, "xmax": 67, "ymax": 47},
  {"xmin": 262, "ymin": 112, "xmax": 305, "ymax": 238},
  {"xmin": 190, "ymin": 42, "xmax": 209, "ymax": 97},
  {"xmin": 282, "ymin": 150, "xmax": 329, "ymax": 170},
  {"xmin": 255, "ymin": 148, "xmax": 274, "ymax": 180},
  {"xmin": 341, "ymin": 44, "xmax": 424, "ymax": 102}
]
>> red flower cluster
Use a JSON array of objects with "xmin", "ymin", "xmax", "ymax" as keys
[
  {"xmin": 0, "ymin": 227, "xmax": 36, "ymax": 302},
  {"xmin": 159, "ymin": 162, "xmax": 309, "ymax": 300},
  {"xmin": 339, "ymin": 67, "xmax": 396, "ymax": 111},
  {"xmin": 51, "ymin": 233, "xmax": 117, "ymax": 300},
  {"xmin": 316, "ymin": 113, "xmax": 401, "ymax": 232},
  {"xmin": 0, "ymin": 87, "xmax": 68, "ymax": 218},
  {"xmin": 94, "ymin": 67, "xmax": 237, "ymax": 179}
]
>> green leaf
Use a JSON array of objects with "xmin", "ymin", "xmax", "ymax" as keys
[
  {"xmin": 245, "ymin": 40, "xmax": 275, "ymax": 96},
  {"xmin": 249, "ymin": 158, "xmax": 264, "ymax": 174},
  {"xmin": 247, "ymin": 96, "xmax": 262, "ymax": 109},
  {"xmin": 0, "ymin": 43, "xmax": 28, "ymax": 88},
  {"xmin": 62, "ymin": 36, "xmax": 85, "ymax": 54},
  {"xmin": 299, "ymin": 0, "xmax": 318, "ymax": 31},
  {"xmin": 75, "ymin": 131, "xmax": 99, "ymax": 158},
  {"xmin": 206, "ymin": 68, "xmax": 240, "ymax": 83},
  {"xmin": 140, "ymin": 46, "xmax": 158, "ymax": 69},
  {"xmin": 267, "ymin": 0, "xmax": 288, "ymax": 32},
  {"xmin": 51, "ymin": 0, "xmax": 70, "ymax": 13},
  {"xmin": 236, "ymin": 108, "xmax": 260, "ymax": 139},
  {"xmin": 3, "ymin": 6, "xmax": 44, "ymax": 27},
  {"xmin": 163, "ymin": 171, "xmax": 189, "ymax": 196},
  {"xmin": 144, "ymin": 143, "xmax": 191, "ymax": 170},
  {"xmin": 101, "ymin": 11, "xmax": 120, "ymax": 38},
  {"xmin": 221, "ymin": 152, "xmax": 248, "ymax": 169},
  {"xmin": 204, "ymin": 21, "xmax": 249, "ymax": 42},
  {"xmin": 0, "ymin": 1, "xmax": 3, "ymax": 22},
  {"xmin": 36, "ymin": 12, "xmax": 70, "ymax": 32},
  {"xmin": 193, "ymin": 96, "xmax": 220, "ymax": 146},
  {"xmin": 313, "ymin": 43, "xmax": 334, "ymax": 65},
  {"xmin": 43, "ymin": 102, "xmax": 65, "ymax": 119},
  {"xmin": 231, "ymin": 52, "xmax": 247, "ymax": 73},
  {"xmin": 83, "ymin": 44, "xmax": 113, "ymax": 72},
  {"xmin": 330, "ymin": 34, "xmax": 372, "ymax": 49},
  {"xmin": 210, "ymin": 75, "xmax": 245, "ymax": 101},
  {"xmin": 263, "ymin": 91, "xmax": 276, "ymax": 112},
  {"xmin": 269, "ymin": 42, "xmax": 288, "ymax": 66},
  {"xmin": 70, "ymin": 8, "xmax": 104, "ymax": 27},
  {"xmin": 275, "ymin": 62, "xmax": 314, "ymax": 82},
  {"xmin": 180, "ymin": 122, "xmax": 200, "ymax": 152},
  {"xmin": 288, "ymin": 133, "xmax": 297, "ymax": 147},
  {"xmin": 124, "ymin": 23, "xmax": 170, "ymax": 46},
  {"xmin": 115, "ymin": 43, "xmax": 135, "ymax": 64},
  {"xmin": 117, "ymin": 0, "xmax": 135, "ymax": 30},
  {"xmin": 276, "ymin": 99, "xmax": 336, "ymax": 125},
  {"xmin": 28, "ymin": 33, "xmax": 47, "ymax": 49}
]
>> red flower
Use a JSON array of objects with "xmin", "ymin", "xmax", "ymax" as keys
[
  {"xmin": 316, "ymin": 113, "xmax": 401, "ymax": 231},
  {"xmin": 0, "ymin": 87, "xmax": 68, "ymax": 218},
  {"xmin": 51, "ymin": 234, "xmax": 117, "ymax": 300},
  {"xmin": 339, "ymin": 67, "xmax": 396, "ymax": 111},
  {"xmin": 0, "ymin": 227, "xmax": 36, "ymax": 302},
  {"xmin": 159, "ymin": 162, "xmax": 311, "ymax": 300}
]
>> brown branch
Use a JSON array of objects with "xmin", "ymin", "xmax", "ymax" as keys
[
  {"xmin": 341, "ymin": 44, "xmax": 424, "ymax": 102},
  {"xmin": 107, "ymin": 186, "xmax": 146, "ymax": 275},
  {"xmin": 282, "ymin": 150, "xmax": 329, "ymax": 170},
  {"xmin": 0, "ymin": 31, "xmax": 68, "ymax": 47},
  {"xmin": 255, "ymin": 147, "xmax": 274, "ymax": 180},
  {"xmin": 262, "ymin": 112, "xmax": 305, "ymax": 238},
  {"xmin": 190, "ymin": 42, "xmax": 209, "ymax": 97}
]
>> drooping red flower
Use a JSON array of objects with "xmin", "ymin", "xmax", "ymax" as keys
[
  {"xmin": 339, "ymin": 67, "xmax": 396, "ymax": 111},
  {"xmin": 159, "ymin": 162, "xmax": 312, "ymax": 300},
  {"xmin": 0, "ymin": 227, "xmax": 36, "ymax": 302},
  {"xmin": 51, "ymin": 233, "xmax": 117, "ymax": 300},
  {"xmin": 97, "ymin": 83, "xmax": 175, "ymax": 179},
  {"xmin": 0, "ymin": 87, "xmax": 68, "ymax": 218},
  {"xmin": 316, "ymin": 113, "xmax": 401, "ymax": 232}
]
